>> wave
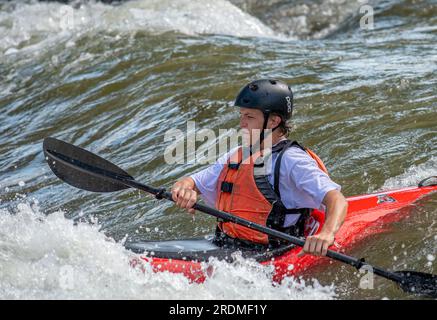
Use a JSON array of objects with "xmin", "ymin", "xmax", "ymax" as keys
[
  {"xmin": 0, "ymin": 0, "xmax": 279, "ymax": 55},
  {"xmin": 381, "ymin": 157, "xmax": 437, "ymax": 191},
  {"xmin": 0, "ymin": 201, "xmax": 336, "ymax": 299}
]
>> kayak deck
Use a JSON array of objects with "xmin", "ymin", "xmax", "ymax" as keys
[
  {"xmin": 127, "ymin": 236, "xmax": 296, "ymax": 262},
  {"xmin": 128, "ymin": 180, "xmax": 437, "ymax": 283}
]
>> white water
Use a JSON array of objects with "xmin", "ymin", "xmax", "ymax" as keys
[
  {"xmin": 0, "ymin": 202, "xmax": 336, "ymax": 300},
  {"xmin": 0, "ymin": 0, "xmax": 280, "ymax": 55},
  {"xmin": 382, "ymin": 157, "xmax": 437, "ymax": 190}
]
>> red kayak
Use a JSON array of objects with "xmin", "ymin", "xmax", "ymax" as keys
[{"xmin": 127, "ymin": 177, "xmax": 437, "ymax": 283}]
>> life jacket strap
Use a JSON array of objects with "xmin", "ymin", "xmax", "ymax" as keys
[
  {"xmin": 265, "ymin": 201, "xmax": 310, "ymax": 246},
  {"xmin": 273, "ymin": 140, "xmax": 304, "ymax": 197}
]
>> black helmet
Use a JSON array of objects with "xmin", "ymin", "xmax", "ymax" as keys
[{"xmin": 234, "ymin": 79, "xmax": 293, "ymax": 120}]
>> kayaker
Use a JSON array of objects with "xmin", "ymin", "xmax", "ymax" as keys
[{"xmin": 171, "ymin": 79, "xmax": 348, "ymax": 256}]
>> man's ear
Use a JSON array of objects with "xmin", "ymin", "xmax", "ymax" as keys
[{"xmin": 269, "ymin": 114, "xmax": 282, "ymax": 128}]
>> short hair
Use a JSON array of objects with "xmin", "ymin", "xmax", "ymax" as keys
[{"xmin": 270, "ymin": 112, "xmax": 291, "ymax": 136}]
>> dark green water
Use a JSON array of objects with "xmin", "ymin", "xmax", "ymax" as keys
[{"xmin": 0, "ymin": 0, "xmax": 436, "ymax": 299}]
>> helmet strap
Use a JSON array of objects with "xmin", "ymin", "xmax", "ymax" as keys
[
  {"xmin": 256, "ymin": 112, "xmax": 281, "ymax": 150},
  {"xmin": 261, "ymin": 113, "xmax": 282, "ymax": 139},
  {"xmin": 259, "ymin": 112, "xmax": 270, "ymax": 143},
  {"xmin": 271, "ymin": 124, "xmax": 280, "ymax": 132}
]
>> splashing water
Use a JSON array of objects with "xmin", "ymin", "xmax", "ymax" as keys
[
  {"xmin": 0, "ymin": 202, "xmax": 337, "ymax": 299},
  {"xmin": 0, "ymin": 0, "xmax": 280, "ymax": 55},
  {"xmin": 382, "ymin": 157, "xmax": 437, "ymax": 190}
]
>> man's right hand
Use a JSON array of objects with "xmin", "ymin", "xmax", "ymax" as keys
[{"xmin": 171, "ymin": 178, "xmax": 198, "ymax": 214}]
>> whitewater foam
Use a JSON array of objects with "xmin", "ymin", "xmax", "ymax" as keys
[
  {"xmin": 0, "ymin": 202, "xmax": 337, "ymax": 299},
  {"xmin": 381, "ymin": 157, "xmax": 437, "ymax": 190},
  {"xmin": 0, "ymin": 0, "xmax": 280, "ymax": 56}
]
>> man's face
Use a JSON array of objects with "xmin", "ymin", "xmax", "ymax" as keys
[
  {"xmin": 239, "ymin": 107, "xmax": 265, "ymax": 146},
  {"xmin": 238, "ymin": 107, "xmax": 282, "ymax": 139},
  {"xmin": 239, "ymin": 107, "xmax": 264, "ymax": 132}
]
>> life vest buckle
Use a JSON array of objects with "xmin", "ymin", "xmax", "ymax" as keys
[
  {"xmin": 228, "ymin": 162, "xmax": 240, "ymax": 170},
  {"xmin": 221, "ymin": 182, "xmax": 234, "ymax": 193}
]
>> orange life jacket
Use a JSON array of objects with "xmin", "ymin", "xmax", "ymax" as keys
[{"xmin": 215, "ymin": 140, "xmax": 328, "ymax": 246}]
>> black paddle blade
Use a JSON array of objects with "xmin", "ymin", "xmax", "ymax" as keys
[
  {"xmin": 43, "ymin": 137, "xmax": 134, "ymax": 192},
  {"xmin": 395, "ymin": 270, "xmax": 437, "ymax": 298}
]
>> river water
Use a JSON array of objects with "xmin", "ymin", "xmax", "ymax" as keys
[{"xmin": 0, "ymin": 0, "xmax": 436, "ymax": 299}]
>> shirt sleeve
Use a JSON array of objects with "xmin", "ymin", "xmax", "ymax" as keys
[
  {"xmin": 189, "ymin": 150, "xmax": 232, "ymax": 207},
  {"xmin": 287, "ymin": 148, "xmax": 341, "ymax": 210}
]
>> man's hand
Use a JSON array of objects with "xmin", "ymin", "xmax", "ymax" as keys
[
  {"xmin": 171, "ymin": 178, "xmax": 198, "ymax": 214},
  {"xmin": 298, "ymin": 189, "xmax": 347, "ymax": 257},
  {"xmin": 297, "ymin": 231, "xmax": 335, "ymax": 257}
]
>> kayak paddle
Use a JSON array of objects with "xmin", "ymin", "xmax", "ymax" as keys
[{"xmin": 42, "ymin": 137, "xmax": 437, "ymax": 298}]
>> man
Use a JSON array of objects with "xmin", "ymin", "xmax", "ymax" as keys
[{"xmin": 171, "ymin": 79, "xmax": 348, "ymax": 256}]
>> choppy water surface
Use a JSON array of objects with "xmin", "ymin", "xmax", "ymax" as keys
[{"xmin": 0, "ymin": 0, "xmax": 436, "ymax": 299}]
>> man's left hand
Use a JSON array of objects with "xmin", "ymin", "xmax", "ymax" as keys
[{"xmin": 297, "ymin": 231, "xmax": 335, "ymax": 257}]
